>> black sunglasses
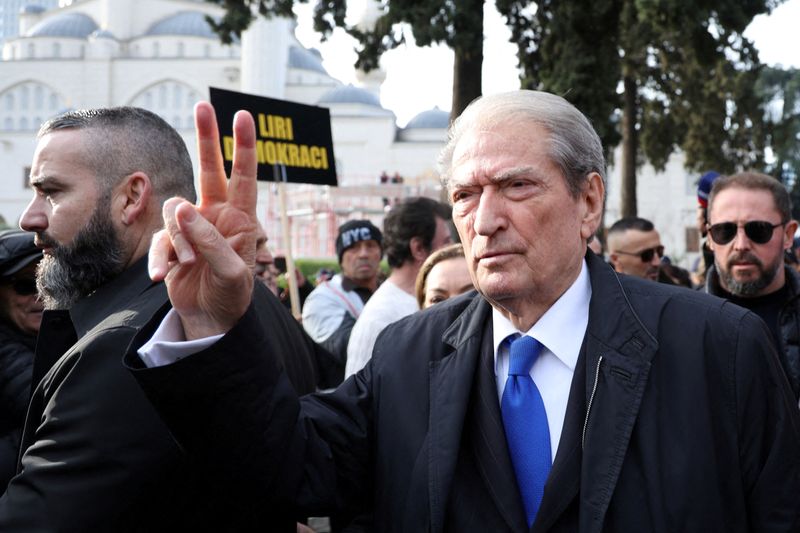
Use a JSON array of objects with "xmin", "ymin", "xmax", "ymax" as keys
[
  {"xmin": 615, "ymin": 245, "xmax": 664, "ymax": 263},
  {"xmin": 708, "ymin": 220, "xmax": 785, "ymax": 245},
  {"xmin": 3, "ymin": 278, "xmax": 38, "ymax": 296}
]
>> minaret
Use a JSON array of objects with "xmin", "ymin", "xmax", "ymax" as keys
[
  {"xmin": 240, "ymin": 14, "xmax": 292, "ymax": 97},
  {"xmin": 99, "ymin": 0, "xmax": 132, "ymax": 39},
  {"xmin": 353, "ymin": 0, "xmax": 386, "ymax": 101}
]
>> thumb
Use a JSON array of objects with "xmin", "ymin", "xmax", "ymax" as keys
[{"xmin": 176, "ymin": 202, "xmax": 248, "ymax": 280}]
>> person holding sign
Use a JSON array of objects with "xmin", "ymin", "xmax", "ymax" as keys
[{"xmin": 129, "ymin": 93, "xmax": 800, "ymax": 531}]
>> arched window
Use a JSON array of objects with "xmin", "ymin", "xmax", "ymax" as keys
[
  {"xmin": 173, "ymin": 84, "xmax": 182, "ymax": 107},
  {"xmin": 34, "ymin": 85, "xmax": 44, "ymax": 109},
  {"xmin": 0, "ymin": 82, "xmax": 65, "ymax": 132},
  {"xmin": 129, "ymin": 81, "xmax": 201, "ymax": 130}
]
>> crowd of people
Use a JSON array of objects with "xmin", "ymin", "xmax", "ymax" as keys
[{"xmin": 0, "ymin": 90, "xmax": 798, "ymax": 531}]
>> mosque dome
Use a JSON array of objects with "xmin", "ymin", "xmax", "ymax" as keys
[
  {"xmin": 405, "ymin": 107, "xmax": 449, "ymax": 130},
  {"xmin": 90, "ymin": 29, "xmax": 116, "ymax": 40},
  {"xmin": 145, "ymin": 11, "xmax": 217, "ymax": 39},
  {"xmin": 288, "ymin": 46, "xmax": 327, "ymax": 74},
  {"xmin": 318, "ymin": 84, "xmax": 382, "ymax": 108},
  {"xmin": 20, "ymin": 5, "xmax": 46, "ymax": 15},
  {"xmin": 27, "ymin": 12, "xmax": 98, "ymax": 38}
]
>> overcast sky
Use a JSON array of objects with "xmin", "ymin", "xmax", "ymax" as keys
[{"xmin": 294, "ymin": 0, "xmax": 800, "ymax": 126}]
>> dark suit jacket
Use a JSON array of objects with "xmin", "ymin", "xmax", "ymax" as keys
[
  {"xmin": 0, "ymin": 258, "xmax": 316, "ymax": 532},
  {"xmin": 128, "ymin": 252, "xmax": 800, "ymax": 532}
]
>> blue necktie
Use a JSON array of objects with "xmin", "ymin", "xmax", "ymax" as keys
[{"xmin": 501, "ymin": 335, "xmax": 552, "ymax": 527}]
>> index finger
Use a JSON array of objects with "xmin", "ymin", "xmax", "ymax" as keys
[
  {"xmin": 194, "ymin": 101, "xmax": 228, "ymax": 207},
  {"xmin": 228, "ymin": 110, "xmax": 258, "ymax": 216}
]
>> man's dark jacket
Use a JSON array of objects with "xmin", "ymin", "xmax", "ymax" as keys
[
  {"xmin": 705, "ymin": 263, "xmax": 800, "ymax": 400},
  {"xmin": 0, "ymin": 320, "xmax": 35, "ymax": 489},
  {"xmin": 0, "ymin": 258, "xmax": 317, "ymax": 531},
  {"xmin": 128, "ymin": 252, "xmax": 800, "ymax": 532}
]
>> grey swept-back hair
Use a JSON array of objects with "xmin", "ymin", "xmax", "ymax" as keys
[{"xmin": 437, "ymin": 90, "xmax": 606, "ymax": 199}]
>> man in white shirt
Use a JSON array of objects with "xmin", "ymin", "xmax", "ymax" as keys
[
  {"xmin": 345, "ymin": 197, "xmax": 452, "ymax": 378},
  {"xmin": 130, "ymin": 93, "xmax": 800, "ymax": 531}
]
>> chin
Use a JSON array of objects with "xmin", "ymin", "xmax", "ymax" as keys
[{"xmin": 476, "ymin": 281, "xmax": 519, "ymax": 304}]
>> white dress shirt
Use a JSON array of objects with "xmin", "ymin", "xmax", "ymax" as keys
[{"xmin": 492, "ymin": 259, "xmax": 591, "ymax": 461}]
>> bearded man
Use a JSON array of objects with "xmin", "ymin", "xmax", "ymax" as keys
[
  {"xmin": 704, "ymin": 171, "xmax": 800, "ymax": 401},
  {"xmin": 0, "ymin": 107, "xmax": 315, "ymax": 531}
]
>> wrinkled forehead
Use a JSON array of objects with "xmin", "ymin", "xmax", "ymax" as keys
[{"xmin": 449, "ymin": 118, "xmax": 554, "ymax": 182}]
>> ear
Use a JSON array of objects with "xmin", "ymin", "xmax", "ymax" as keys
[
  {"xmin": 579, "ymin": 172, "xmax": 605, "ymax": 241},
  {"xmin": 783, "ymin": 219, "xmax": 798, "ymax": 251},
  {"xmin": 409, "ymin": 236, "xmax": 428, "ymax": 263},
  {"xmin": 114, "ymin": 172, "xmax": 153, "ymax": 226},
  {"xmin": 608, "ymin": 253, "xmax": 621, "ymax": 272}
]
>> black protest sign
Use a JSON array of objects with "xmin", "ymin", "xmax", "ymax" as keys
[{"xmin": 210, "ymin": 87, "xmax": 337, "ymax": 186}]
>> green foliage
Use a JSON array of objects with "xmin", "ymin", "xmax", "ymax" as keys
[
  {"xmin": 204, "ymin": 0, "xmax": 485, "ymax": 118},
  {"xmin": 277, "ymin": 257, "xmax": 390, "ymax": 289},
  {"xmin": 756, "ymin": 66, "xmax": 800, "ymax": 218},
  {"xmin": 500, "ymin": 0, "xmax": 781, "ymax": 214},
  {"xmin": 293, "ymin": 257, "xmax": 339, "ymax": 280}
]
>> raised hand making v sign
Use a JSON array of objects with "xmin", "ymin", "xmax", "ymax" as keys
[{"xmin": 149, "ymin": 102, "xmax": 258, "ymax": 341}]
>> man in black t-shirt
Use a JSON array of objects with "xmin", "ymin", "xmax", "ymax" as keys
[{"xmin": 703, "ymin": 171, "xmax": 800, "ymax": 401}]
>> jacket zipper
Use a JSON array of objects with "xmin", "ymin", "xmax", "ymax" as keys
[{"xmin": 582, "ymin": 355, "xmax": 603, "ymax": 449}]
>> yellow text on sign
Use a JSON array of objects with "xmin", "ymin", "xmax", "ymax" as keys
[
  {"xmin": 258, "ymin": 114, "xmax": 293, "ymax": 141},
  {"xmin": 223, "ymin": 137, "xmax": 329, "ymax": 170}
]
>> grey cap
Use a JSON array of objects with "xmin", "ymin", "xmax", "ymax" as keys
[{"xmin": 0, "ymin": 230, "xmax": 42, "ymax": 278}]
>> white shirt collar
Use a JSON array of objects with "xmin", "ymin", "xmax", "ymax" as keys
[{"xmin": 492, "ymin": 259, "xmax": 591, "ymax": 373}]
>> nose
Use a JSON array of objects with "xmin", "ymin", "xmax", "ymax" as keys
[
  {"xmin": 19, "ymin": 195, "xmax": 48, "ymax": 234},
  {"xmin": 356, "ymin": 242, "xmax": 370, "ymax": 257},
  {"xmin": 731, "ymin": 226, "xmax": 752, "ymax": 251},
  {"xmin": 473, "ymin": 188, "xmax": 507, "ymax": 236}
]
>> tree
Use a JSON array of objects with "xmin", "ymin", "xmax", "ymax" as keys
[
  {"xmin": 499, "ymin": 0, "xmax": 779, "ymax": 216},
  {"xmin": 757, "ymin": 66, "xmax": 800, "ymax": 219},
  {"xmin": 203, "ymin": 0, "xmax": 486, "ymax": 121}
]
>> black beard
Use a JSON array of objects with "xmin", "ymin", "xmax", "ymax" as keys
[
  {"xmin": 36, "ymin": 200, "xmax": 125, "ymax": 310},
  {"xmin": 719, "ymin": 251, "xmax": 781, "ymax": 297}
]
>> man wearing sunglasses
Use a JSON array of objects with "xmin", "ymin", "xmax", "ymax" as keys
[
  {"xmin": 703, "ymin": 171, "xmax": 800, "ymax": 401},
  {"xmin": 607, "ymin": 217, "xmax": 665, "ymax": 281},
  {"xmin": 0, "ymin": 230, "xmax": 42, "ymax": 491}
]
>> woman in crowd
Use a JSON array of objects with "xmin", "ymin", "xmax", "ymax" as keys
[
  {"xmin": 0, "ymin": 230, "xmax": 43, "ymax": 489},
  {"xmin": 415, "ymin": 243, "xmax": 474, "ymax": 309}
]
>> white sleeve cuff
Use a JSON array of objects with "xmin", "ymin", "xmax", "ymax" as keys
[{"xmin": 137, "ymin": 309, "xmax": 224, "ymax": 368}]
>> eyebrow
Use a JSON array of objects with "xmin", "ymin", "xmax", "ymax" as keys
[
  {"xmin": 450, "ymin": 165, "xmax": 539, "ymax": 188},
  {"xmin": 29, "ymin": 175, "xmax": 62, "ymax": 189},
  {"xmin": 490, "ymin": 166, "xmax": 539, "ymax": 183}
]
